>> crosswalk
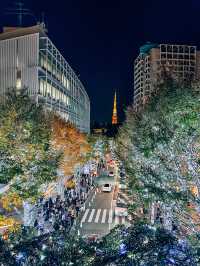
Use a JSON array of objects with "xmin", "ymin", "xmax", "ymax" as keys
[
  {"xmin": 118, "ymin": 190, "xmax": 133, "ymax": 204},
  {"xmin": 101, "ymin": 209, "xmax": 107, "ymax": 223},
  {"xmin": 88, "ymin": 209, "xmax": 95, "ymax": 222},
  {"xmin": 80, "ymin": 208, "xmax": 129, "ymax": 225}
]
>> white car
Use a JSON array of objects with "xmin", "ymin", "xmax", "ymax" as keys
[
  {"xmin": 102, "ymin": 183, "xmax": 112, "ymax": 192},
  {"xmin": 115, "ymin": 202, "xmax": 128, "ymax": 217}
]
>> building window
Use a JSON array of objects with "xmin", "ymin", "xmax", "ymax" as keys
[
  {"xmin": 173, "ymin": 53, "xmax": 178, "ymax": 59},
  {"xmin": 190, "ymin": 47, "xmax": 195, "ymax": 53},
  {"xmin": 167, "ymin": 46, "xmax": 172, "ymax": 52},
  {"xmin": 39, "ymin": 79, "xmax": 44, "ymax": 95},
  {"xmin": 179, "ymin": 46, "xmax": 184, "ymax": 53},
  {"xmin": 185, "ymin": 47, "xmax": 189, "ymax": 53},
  {"xmin": 173, "ymin": 46, "xmax": 178, "ymax": 53},
  {"xmin": 161, "ymin": 45, "xmax": 166, "ymax": 52},
  {"xmin": 47, "ymin": 83, "xmax": 51, "ymax": 97},
  {"xmin": 167, "ymin": 53, "xmax": 172, "ymax": 59},
  {"xmin": 184, "ymin": 54, "xmax": 189, "ymax": 60},
  {"xmin": 190, "ymin": 55, "xmax": 195, "ymax": 60}
]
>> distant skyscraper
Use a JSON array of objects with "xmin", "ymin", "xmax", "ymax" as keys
[
  {"xmin": 134, "ymin": 43, "xmax": 200, "ymax": 110},
  {"xmin": 112, "ymin": 91, "xmax": 118, "ymax": 125}
]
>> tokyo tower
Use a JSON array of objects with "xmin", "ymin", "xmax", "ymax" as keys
[{"xmin": 112, "ymin": 91, "xmax": 118, "ymax": 125}]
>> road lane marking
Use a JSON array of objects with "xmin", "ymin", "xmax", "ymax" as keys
[
  {"xmin": 119, "ymin": 191, "xmax": 133, "ymax": 204},
  {"xmin": 115, "ymin": 215, "xmax": 120, "ymax": 225},
  {"xmin": 95, "ymin": 209, "xmax": 101, "ymax": 223},
  {"xmin": 81, "ymin": 209, "xmax": 89, "ymax": 223},
  {"xmin": 121, "ymin": 216, "xmax": 125, "ymax": 224},
  {"xmin": 101, "ymin": 209, "xmax": 107, "ymax": 223},
  {"xmin": 108, "ymin": 209, "xmax": 113, "ymax": 224},
  {"xmin": 88, "ymin": 209, "xmax": 95, "ymax": 223}
]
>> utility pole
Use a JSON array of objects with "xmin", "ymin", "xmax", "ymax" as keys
[{"xmin": 16, "ymin": 1, "xmax": 23, "ymax": 26}]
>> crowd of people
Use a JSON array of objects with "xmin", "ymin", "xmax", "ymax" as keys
[{"xmin": 33, "ymin": 172, "xmax": 95, "ymax": 235}]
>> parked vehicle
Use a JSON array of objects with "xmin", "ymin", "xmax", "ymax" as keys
[
  {"xmin": 102, "ymin": 183, "xmax": 112, "ymax": 192},
  {"xmin": 108, "ymin": 171, "xmax": 114, "ymax": 177}
]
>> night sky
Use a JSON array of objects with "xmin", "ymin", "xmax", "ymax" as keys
[{"xmin": 1, "ymin": 0, "xmax": 200, "ymax": 123}]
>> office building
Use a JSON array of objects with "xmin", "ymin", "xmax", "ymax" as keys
[{"xmin": 0, "ymin": 24, "xmax": 90, "ymax": 133}]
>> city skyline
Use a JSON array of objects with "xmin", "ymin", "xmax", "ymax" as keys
[
  {"xmin": 0, "ymin": 1, "xmax": 200, "ymax": 264},
  {"xmin": 1, "ymin": 0, "xmax": 200, "ymax": 123}
]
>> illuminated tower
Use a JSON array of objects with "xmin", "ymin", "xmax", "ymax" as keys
[{"xmin": 112, "ymin": 91, "xmax": 118, "ymax": 125}]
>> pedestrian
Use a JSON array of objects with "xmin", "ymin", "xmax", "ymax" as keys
[
  {"xmin": 73, "ymin": 198, "xmax": 77, "ymax": 206},
  {"xmin": 69, "ymin": 197, "xmax": 72, "ymax": 204},
  {"xmin": 59, "ymin": 210, "xmax": 62, "ymax": 220},
  {"xmin": 53, "ymin": 221, "xmax": 59, "ymax": 231},
  {"xmin": 39, "ymin": 197, "xmax": 43, "ymax": 203},
  {"xmin": 75, "ymin": 205, "xmax": 80, "ymax": 216},
  {"xmin": 70, "ymin": 214, "xmax": 75, "ymax": 226},
  {"xmin": 49, "ymin": 198, "xmax": 53, "ymax": 209},
  {"xmin": 44, "ymin": 211, "xmax": 49, "ymax": 221},
  {"xmin": 49, "ymin": 214, "xmax": 55, "ymax": 225},
  {"xmin": 34, "ymin": 219, "xmax": 38, "ymax": 228}
]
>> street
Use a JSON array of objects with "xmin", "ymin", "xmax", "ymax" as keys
[{"xmin": 78, "ymin": 172, "xmax": 130, "ymax": 237}]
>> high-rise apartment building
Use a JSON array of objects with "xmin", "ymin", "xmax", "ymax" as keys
[
  {"xmin": 134, "ymin": 43, "xmax": 200, "ymax": 110},
  {"xmin": 0, "ymin": 24, "xmax": 90, "ymax": 133}
]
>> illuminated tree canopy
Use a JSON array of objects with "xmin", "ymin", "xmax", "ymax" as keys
[
  {"xmin": 0, "ymin": 89, "xmax": 91, "ymax": 207},
  {"xmin": 117, "ymin": 82, "xmax": 200, "ymax": 232},
  {"xmin": 51, "ymin": 116, "xmax": 91, "ymax": 177}
]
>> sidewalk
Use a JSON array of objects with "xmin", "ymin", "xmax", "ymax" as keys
[
  {"xmin": 30, "ymin": 172, "xmax": 96, "ymax": 236},
  {"xmin": 70, "ymin": 187, "xmax": 96, "ymax": 234}
]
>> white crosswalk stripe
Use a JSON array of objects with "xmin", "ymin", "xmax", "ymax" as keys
[
  {"xmin": 94, "ymin": 209, "xmax": 101, "ymax": 223},
  {"xmin": 108, "ymin": 209, "xmax": 113, "ymax": 224},
  {"xmin": 119, "ymin": 191, "xmax": 133, "ymax": 204},
  {"xmin": 101, "ymin": 209, "xmax": 107, "ymax": 223},
  {"xmin": 115, "ymin": 215, "xmax": 120, "ymax": 225},
  {"xmin": 88, "ymin": 209, "xmax": 95, "ymax": 223},
  {"xmin": 80, "ymin": 208, "xmax": 129, "ymax": 225},
  {"xmin": 81, "ymin": 209, "xmax": 89, "ymax": 223},
  {"xmin": 114, "ymin": 215, "xmax": 127, "ymax": 225},
  {"xmin": 121, "ymin": 216, "xmax": 125, "ymax": 224}
]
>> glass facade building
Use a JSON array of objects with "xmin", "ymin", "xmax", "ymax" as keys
[{"xmin": 0, "ymin": 24, "xmax": 90, "ymax": 133}]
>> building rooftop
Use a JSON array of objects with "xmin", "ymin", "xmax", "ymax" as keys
[
  {"xmin": 0, "ymin": 24, "xmax": 47, "ymax": 41},
  {"xmin": 139, "ymin": 42, "xmax": 158, "ymax": 55}
]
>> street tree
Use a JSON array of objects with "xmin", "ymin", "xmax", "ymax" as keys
[
  {"xmin": 51, "ymin": 116, "xmax": 91, "ymax": 177},
  {"xmin": 116, "ymin": 81, "xmax": 200, "ymax": 232},
  {"xmin": 0, "ymin": 223, "xmax": 198, "ymax": 265},
  {"xmin": 0, "ymin": 89, "xmax": 60, "ymax": 209}
]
